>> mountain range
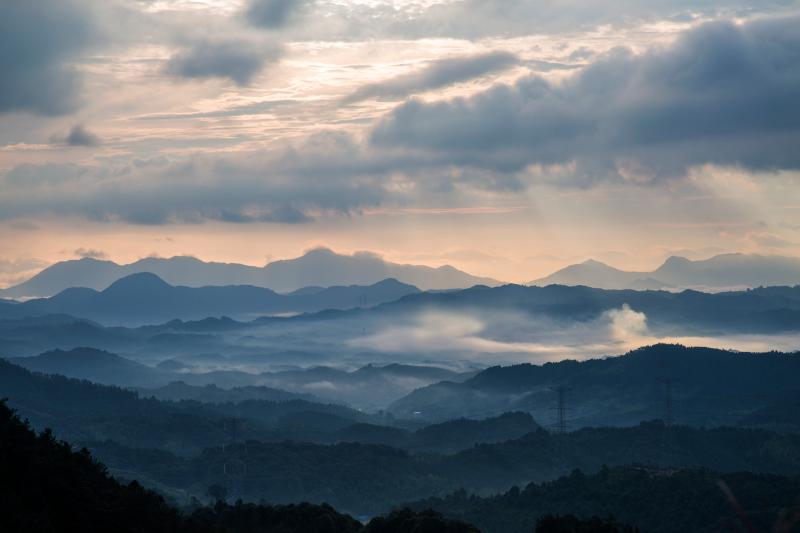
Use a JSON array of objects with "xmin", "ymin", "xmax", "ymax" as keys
[
  {"xmin": 2, "ymin": 273, "xmax": 419, "ymax": 325},
  {"xmin": 0, "ymin": 248, "xmax": 498, "ymax": 298},
  {"xmin": 5, "ymin": 251, "xmax": 799, "ymax": 301},
  {"xmin": 531, "ymin": 253, "xmax": 800, "ymax": 290}
]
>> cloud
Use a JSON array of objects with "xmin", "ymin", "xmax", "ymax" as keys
[
  {"xmin": 343, "ymin": 52, "xmax": 519, "ymax": 104},
  {"xmin": 271, "ymin": 0, "xmax": 800, "ymax": 41},
  {"xmin": 744, "ymin": 232, "xmax": 797, "ymax": 249},
  {"xmin": 0, "ymin": 258, "xmax": 48, "ymax": 275},
  {"xmin": 74, "ymin": 248, "xmax": 107, "ymax": 259},
  {"xmin": 165, "ymin": 39, "xmax": 282, "ymax": 86},
  {"xmin": 244, "ymin": 0, "xmax": 311, "ymax": 29},
  {"xmin": 0, "ymin": 0, "xmax": 98, "ymax": 115},
  {"xmin": 604, "ymin": 304, "xmax": 649, "ymax": 342},
  {"xmin": 136, "ymin": 99, "xmax": 296, "ymax": 120},
  {"xmin": 50, "ymin": 124, "xmax": 101, "ymax": 147},
  {"xmin": 371, "ymin": 16, "xmax": 800, "ymax": 182},
  {"xmin": 0, "ymin": 257, "xmax": 48, "ymax": 288},
  {"xmin": 66, "ymin": 124, "xmax": 101, "ymax": 147}
]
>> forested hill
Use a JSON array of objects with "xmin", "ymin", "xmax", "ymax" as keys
[
  {"xmin": 0, "ymin": 399, "xmax": 478, "ymax": 533},
  {"xmin": 389, "ymin": 344, "xmax": 800, "ymax": 427},
  {"xmin": 410, "ymin": 466, "xmax": 800, "ymax": 533},
  {"xmin": 88, "ymin": 421, "xmax": 800, "ymax": 515},
  {"xmin": 0, "ymin": 357, "xmax": 537, "ymax": 455}
]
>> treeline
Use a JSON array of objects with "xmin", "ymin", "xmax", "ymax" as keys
[
  {"xmin": 0, "ymin": 399, "xmax": 479, "ymax": 533},
  {"xmin": 4, "ymin": 397, "xmax": 795, "ymax": 533},
  {"xmin": 89, "ymin": 420, "xmax": 800, "ymax": 515},
  {"xmin": 5, "ymin": 356, "xmax": 800, "ymax": 516},
  {"xmin": 409, "ymin": 466, "xmax": 800, "ymax": 533}
]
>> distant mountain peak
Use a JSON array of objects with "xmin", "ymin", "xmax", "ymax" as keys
[
  {"xmin": 303, "ymin": 247, "xmax": 337, "ymax": 257},
  {"xmin": 371, "ymin": 278, "xmax": 409, "ymax": 288},
  {"xmin": 1, "ymin": 247, "xmax": 499, "ymax": 298},
  {"xmin": 534, "ymin": 252, "xmax": 800, "ymax": 290},
  {"xmin": 41, "ymin": 346, "xmax": 111, "ymax": 358},
  {"xmin": 104, "ymin": 272, "xmax": 171, "ymax": 293},
  {"xmin": 660, "ymin": 255, "xmax": 691, "ymax": 267},
  {"xmin": 580, "ymin": 258, "xmax": 609, "ymax": 267}
]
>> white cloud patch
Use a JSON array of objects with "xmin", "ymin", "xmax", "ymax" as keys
[{"xmin": 604, "ymin": 303, "xmax": 649, "ymax": 342}]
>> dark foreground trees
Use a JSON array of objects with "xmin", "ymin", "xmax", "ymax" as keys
[{"xmin": 0, "ymin": 399, "xmax": 479, "ymax": 533}]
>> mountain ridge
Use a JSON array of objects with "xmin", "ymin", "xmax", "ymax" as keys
[
  {"xmin": 531, "ymin": 252, "xmax": 800, "ymax": 290},
  {"xmin": 9, "ymin": 273, "xmax": 421, "ymax": 325},
  {"xmin": 0, "ymin": 248, "xmax": 499, "ymax": 298}
]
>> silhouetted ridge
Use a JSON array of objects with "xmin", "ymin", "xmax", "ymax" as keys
[
  {"xmin": 533, "ymin": 252, "xmax": 800, "ymax": 289},
  {"xmin": 9, "ymin": 347, "xmax": 161, "ymax": 387},
  {"xmin": 0, "ymin": 249, "xmax": 498, "ymax": 298},
  {"xmin": 103, "ymin": 272, "xmax": 172, "ymax": 294}
]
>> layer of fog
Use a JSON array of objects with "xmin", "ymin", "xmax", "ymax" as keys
[
  {"xmin": 348, "ymin": 305, "xmax": 800, "ymax": 364},
  {"xmin": 348, "ymin": 305, "xmax": 652, "ymax": 364}
]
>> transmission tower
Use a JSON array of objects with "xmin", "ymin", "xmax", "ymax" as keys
[
  {"xmin": 554, "ymin": 386, "xmax": 569, "ymax": 435},
  {"xmin": 549, "ymin": 386, "xmax": 571, "ymax": 466}
]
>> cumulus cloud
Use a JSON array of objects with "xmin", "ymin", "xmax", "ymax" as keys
[
  {"xmin": 343, "ymin": 52, "xmax": 519, "ymax": 104},
  {"xmin": 0, "ymin": 0, "xmax": 98, "ymax": 115},
  {"xmin": 244, "ymin": 0, "xmax": 312, "ymax": 29},
  {"xmin": 371, "ymin": 16, "xmax": 800, "ymax": 181},
  {"xmin": 604, "ymin": 304, "xmax": 649, "ymax": 342},
  {"xmin": 165, "ymin": 39, "xmax": 282, "ymax": 86}
]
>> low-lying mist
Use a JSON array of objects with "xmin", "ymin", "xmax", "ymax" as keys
[{"xmin": 354, "ymin": 302, "xmax": 800, "ymax": 363}]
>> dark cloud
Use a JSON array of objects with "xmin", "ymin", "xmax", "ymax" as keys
[
  {"xmin": 51, "ymin": 124, "xmax": 101, "ymax": 147},
  {"xmin": 371, "ymin": 16, "xmax": 800, "ymax": 181},
  {"xmin": 244, "ymin": 0, "xmax": 311, "ymax": 29},
  {"xmin": 0, "ymin": 0, "xmax": 98, "ymax": 115},
  {"xmin": 165, "ymin": 40, "xmax": 282, "ymax": 86},
  {"xmin": 343, "ymin": 52, "xmax": 519, "ymax": 104},
  {"xmin": 217, "ymin": 205, "xmax": 311, "ymax": 224}
]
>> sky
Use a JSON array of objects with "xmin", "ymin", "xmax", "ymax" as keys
[{"xmin": 1, "ymin": 0, "xmax": 800, "ymax": 287}]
